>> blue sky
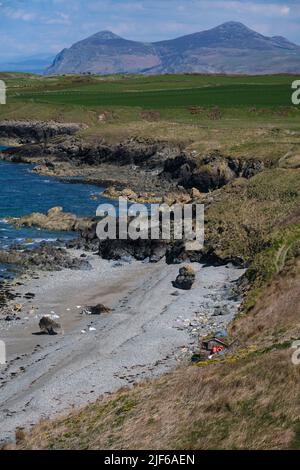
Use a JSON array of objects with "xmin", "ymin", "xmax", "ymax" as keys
[{"xmin": 0, "ymin": 0, "xmax": 300, "ymax": 61}]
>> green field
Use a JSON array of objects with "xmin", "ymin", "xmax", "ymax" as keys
[
  {"xmin": 1, "ymin": 73, "xmax": 300, "ymax": 146},
  {"xmin": 5, "ymin": 73, "xmax": 297, "ymax": 109}
]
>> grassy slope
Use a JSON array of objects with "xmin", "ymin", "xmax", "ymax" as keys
[
  {"xmin": 1, "ymin": 73, "xmax": 300, "ymax": 449},
  {"xmin": 15, "ymin": 258, "xmax": 300, "ymax": 450}
]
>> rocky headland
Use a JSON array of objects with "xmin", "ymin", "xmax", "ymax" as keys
[{"xmin": 0, "ymin": 120, "xmax": 265, "ymax": 198}]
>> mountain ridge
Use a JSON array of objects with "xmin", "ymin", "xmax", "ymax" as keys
[{"xmin": 46, "ymin": 21, "xmax": 300, "ymax": 75}]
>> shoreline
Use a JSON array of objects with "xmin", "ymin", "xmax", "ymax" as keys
[
  {"xmin": 0, "ymin": 250, "xmax": 245, "ymax": 444},
  {"xmin": 0, "ymin": 137, "xmax": 245, "ymax": 445}
]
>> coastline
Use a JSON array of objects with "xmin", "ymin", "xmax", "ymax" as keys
[
  {"xmin": 0, "ymin": 249, "xmax": 245, "ymax": 444},
  {"xmin": 0, "ymin": 131, "xmax": 245, "ymax": 445}
]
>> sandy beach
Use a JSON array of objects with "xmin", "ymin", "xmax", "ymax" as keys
[{"xmin": 0, "ymin": 251, "xmax": 245, "ymax": 444}]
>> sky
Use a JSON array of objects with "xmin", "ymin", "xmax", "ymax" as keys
[{"xmin": 0, "ymin": 0, "xmax": 300, "ymax": 61}]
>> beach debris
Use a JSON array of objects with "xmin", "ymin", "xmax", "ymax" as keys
[
  {"xmin": 213, "ymin": 306, "xmax": 231, "ymax": 316},
  {"xmin": 13, "ymin": 303, "xmax": 23, "ymax": 312},
  {"xmin": 171, "ymin": 291, "xmax": 180, "ymax": 296},
  {"xmin": 81, "ymin": 304, "xmax": 111, "ymax": 315},
  {"xmin": 81, "ymin": 329, "xmax": 87, "ymax": 334},
  {"xmin": 89, "ymin": 326, "xmax": 96, "ymax": 332},
  {"xmin": 172, "ymin": 266, "xmax": 196, "ymax": 290},
  {"xmin": 24, "ymin": 292, "xmax": 35, "ymax": 299},
  {"xmin": 76, "ymin": 305, "xmax": 82, "ymax": 309},
  {"xmin": 5, "ymin": 314, "xmax": 21, "ymax": 321},
  {"xmin": 192, "ymin": 332, "xmax": 235, "ymax": 363},
  {"xmin": 39, "ymin": 316, "xmax": 61, "ymax": 335}
]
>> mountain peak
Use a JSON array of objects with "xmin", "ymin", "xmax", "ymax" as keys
[
  {"xmin": 219, "ymin": 21, "xmax": 249, "ymax": 29},
  {"xmin": 213, "ymin": 21, "xmax": 255, "ymax": 34},
  {"xmin": 91, "ymin": 31, "xmax": 122, "ymax": 41}
]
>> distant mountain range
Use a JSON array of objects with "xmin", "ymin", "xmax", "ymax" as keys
[
  {"xmin": 46, "ymin": 22, "xmax": 300, "ymax": 75},
  {"xmin": 0, "ymin": 54, "xmax": 54, "ymax": 74}
]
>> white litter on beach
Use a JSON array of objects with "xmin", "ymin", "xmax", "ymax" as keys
[
  {"xmin": 81, "ymin": 329, "xmax": 86, "ymax": 334},
  {"xmin": 43, "ymin": 313, "xmax": 60, "ymax": 320},
  {"xmin": 89, "ymin": 327, "xmax": 96, "ymax": 331},
  {"xmin": 76, "ymin": 306, "xmax": 81, "ymax": 309}
]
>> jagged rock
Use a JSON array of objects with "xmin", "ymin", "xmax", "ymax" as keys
[
  {"xmin": 0, "ymin": 120, "xmax": 85, "ymax": 144},
  {"xmin": 98, "ymin": 238, "xmax": 167, "ymax": 262},
  {"xmin": 190, "ymin": 187, "xmax": 202, "ymax": 200},
  {"xmin": 164, "ymin": 153, "xmax": 265, "ymax": 192},
  {"xmin": 39, "ymin": 316, "xmax": 61, "ymax": 335},
  {"xmin": 173, "ymin": 265, "xmax": 196, "ymax": 290},
  {"xmin": 190, "ymin": 155, "xmax": 236, "ymax": 192},
  {"xmin": 1, "ymin": 243, "xmax": 91, "ymax": 272},
  {"xmin": 121, "ymin": 188, "xmax": 138, "ymax": 200},
  {"xmin": 165, "ymin": 241, "xmax": 189, "ymax": 265},
  {"xmin": 162, "ymin": 191, "xmax": 191, "ymax": 205},
  {"xmin": 10, "ymin": 207, "xmax": 94, "ymax": 232}
]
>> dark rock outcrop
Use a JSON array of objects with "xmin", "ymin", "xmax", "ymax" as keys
[
  {"xmin": 164, "ymin": 153, "xmax": 265, "ymax": 192},
  {"xmin": 1, "ymin": 243, "xmax": 91, "ymax": 272},
  {"xmin": 0, "ymin": 121, "xmax": 85, "ymax": 144},
  {"xmin": 172, "ymin": 266, "xmax": 196, "ymax": 290},
  {"xmin": 98, "ymin": 238, "xmax": 167, "ymax": 262}
]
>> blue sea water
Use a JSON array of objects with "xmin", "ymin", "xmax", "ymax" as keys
[{"xmin": 0, "ymin": 145, "xmax": 113, "ymax": 278}]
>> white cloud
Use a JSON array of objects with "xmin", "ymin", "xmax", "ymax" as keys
[
  {"xmin": 280, "ymin": 6, "xmax": 290, "ymax": 16},
  {"xmin": 3, "ymin": 7, "xmax": 36, "ymax": 21},
  {"xmin": 45, "ymin": 12, "xmax": 71, "ymax": 25}
]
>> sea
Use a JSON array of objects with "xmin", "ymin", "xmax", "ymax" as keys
[{"xmin": 0, "ymin": 145, "xmax": 112, "ymax": 279}]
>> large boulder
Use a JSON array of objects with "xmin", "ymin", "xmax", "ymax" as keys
[
  {"xmin": 172, "ymin": 265, "xmax": 196, "ymax": 290},
  {"xmin": 39, "ymin": 316, "xmax": 61, "ymax": 335}
]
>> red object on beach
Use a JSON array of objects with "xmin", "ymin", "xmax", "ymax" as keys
[{"xmin": 211, "ymin": 345, "xmax": 225, "ymax": 354}]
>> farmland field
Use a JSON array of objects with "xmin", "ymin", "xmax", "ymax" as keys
[
  {"xmin": 5, "ymin": 74, "xmax": 296, "ymax": 109},
  {"xmin": 1, "ymin": 73, "xmax": 300, "ymax": 143}
]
